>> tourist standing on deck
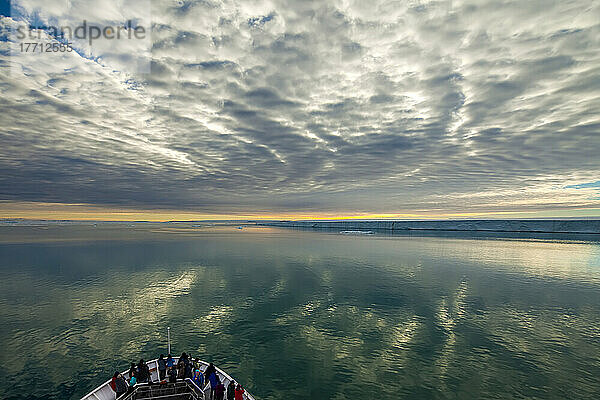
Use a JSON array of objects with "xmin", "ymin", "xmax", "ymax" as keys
[
  {"xmin": 208, "ymin": 370, "xmax": 219, "ymax": 399},
  {"xmin": 129, "ymin": 374, "xmax": 137, "ymax": 388},
  {"xmin": 168, "ymin": 366, "xmax": 177, "ymax": 383},
  {"xmin": 128, "ymin": 363, "xmax": 136, "ymax": 380},
  {"xmin": 110, "ymin": 372, "xmax": 118, "ymax": 393},
  {"xmin": 115, "ymin": 373, "xmax": 128, "ymax": 398},
  {"xmin": 136, "ymin": 360, "xmax": 144, "ymax": 382},
  {"xmin": 234, "ymin": 384, "xmax": 245, "ymax": 400},
  {"xmin": 204, "ymin": 362, "xmax": 216, "ymax": 382},
  {"xmin": 227, "ymin": 381, "xmax": 236, "ymax": 400},
  {"xmin": 166, "ymin": 353, "xmax": 174, "ymax": 369},
  {"xmin": 137, "ymin": 359, "xmax": 150, "ymax": 383},
  {"xmin": 184, "ymin": 357, "xmax": 193, "ymax": 379},
  {"xmin": 215, "ymin": 378, "xmax": 225, "ymax": 400},
  {"xmin": 177, "ymin": 358, "xmax": 186, "ymax": 379},
  {"xmin": 180, "ymin": 352, "xmax": 188, "ymax": 364},
  {"xmin": 193, "ymin": 369, "xmax": 204, "ymax": 389},
  {"xmin": 158, "ymin": 354, "xmax": 167, "ymax": 380}
]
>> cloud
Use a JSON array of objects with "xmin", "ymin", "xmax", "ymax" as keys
[{"xmin": 0, "ymin": 0, "xmax": 599, "ymax": 216}]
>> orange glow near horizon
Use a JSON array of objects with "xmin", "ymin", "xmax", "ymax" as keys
[{"xmin": 1, "ymin": 201, "xmax": 599, "ymax": 221}]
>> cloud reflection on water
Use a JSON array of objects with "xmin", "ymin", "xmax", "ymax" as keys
[{"xmin": 0, "ymin": 226, "xmax": 599, "ymax": 399}]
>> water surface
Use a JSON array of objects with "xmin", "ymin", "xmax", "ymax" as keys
[{"xmin": 1, "ymin": 224, "xmax": 599, "ymax": 399}]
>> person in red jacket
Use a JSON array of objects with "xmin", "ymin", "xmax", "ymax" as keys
[
  {"xmin": 234, "ymin": 384, "xmax": 245, "ymax": 400},
  {"xmin": 110, "ymin": 372, "xmax": 118, "ymax": 392}
]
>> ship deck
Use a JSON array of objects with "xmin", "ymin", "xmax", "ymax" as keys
[{"xmin": 81, "ymin": 358, "xmax": 254, "ymax": 400}]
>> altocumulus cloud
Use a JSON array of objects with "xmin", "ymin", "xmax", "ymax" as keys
[{"xmin": 0, "ymin": 0, "xmax": 599, "ymax": 216}]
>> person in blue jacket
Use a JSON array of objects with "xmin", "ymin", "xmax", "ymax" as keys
[
  {"xmin": 166, "ymin": 353, "xmax": 175, "ymax": 368},
  {"xmin": 192, "ymin": 369, "xmax": 204, "ymax": 389},
  {"xmin": 208, "ymin": 370, "xmax": 219, "ymax": 399}
]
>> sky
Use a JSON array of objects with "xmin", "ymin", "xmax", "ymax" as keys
[{"xmin": 0, "ymin": 0, "xmax": 599, "ymax": 221}]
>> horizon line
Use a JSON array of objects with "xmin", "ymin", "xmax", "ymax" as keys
[{"xmin": 1, "ymin": 201, "xmax": 600, "ymax": 222}]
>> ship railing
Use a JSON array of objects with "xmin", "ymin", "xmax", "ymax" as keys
[
  {"xmin": 184, "ymin": 378, "xmax": 206, "ymax": 399},
  {"xmin": 116, "ymin": 379, "xmax": 205, "ymax": 400}
]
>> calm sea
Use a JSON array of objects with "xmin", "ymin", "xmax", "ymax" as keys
[{"xmin": 1, "ymin": 224, "xmax": 599, "ymax": 399}]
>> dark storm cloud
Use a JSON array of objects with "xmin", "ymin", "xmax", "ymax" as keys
[{"xmin": 0, "ymin": 0, "xmax": 599, "ymax": 215}]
